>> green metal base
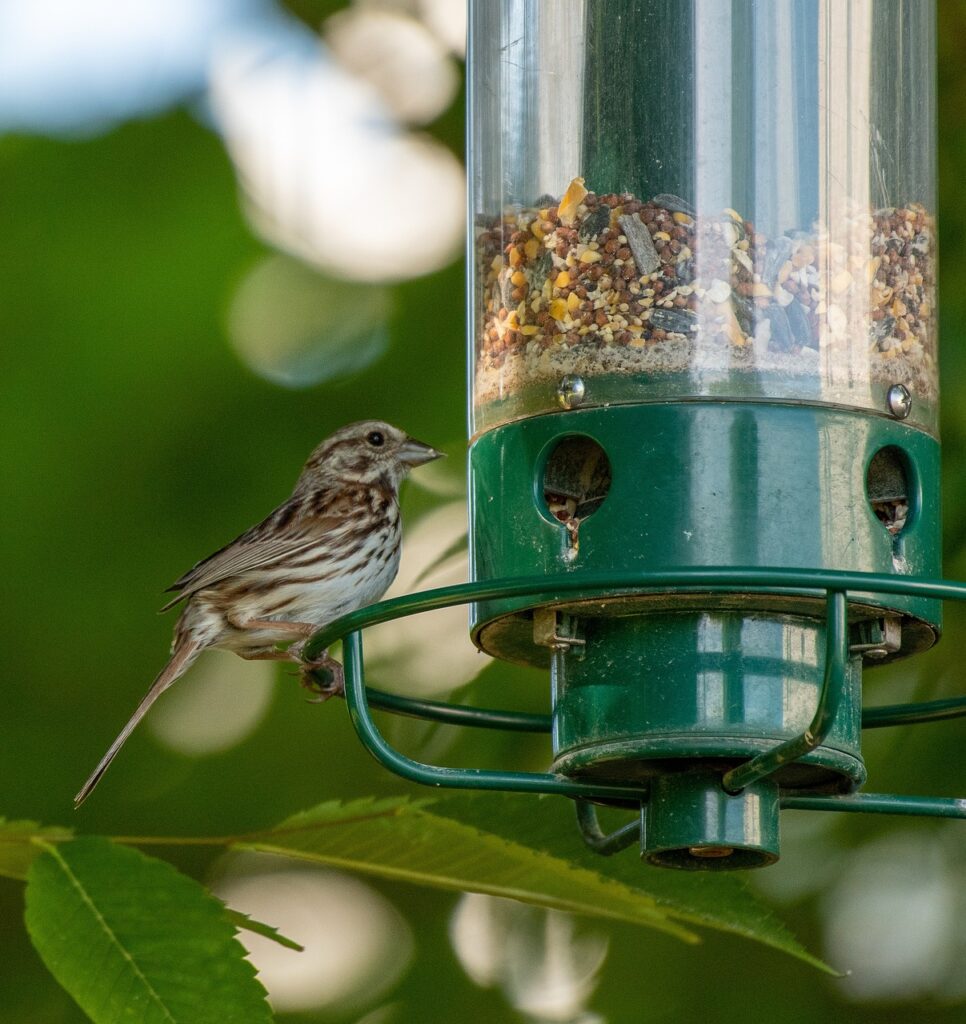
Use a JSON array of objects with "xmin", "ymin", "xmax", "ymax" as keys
[
  {"xmin": 462, "ymin": 400, "xmax": 941, "ymax": 861},
  {"xmin": 642, "ymin": 770, "xmax": 781, "ymax": 869},
  {"xmin": 550, "ymin": 610, "xmax": 865, "ymax": 794},
  {"xmin": 470, "ymin": 402, "xmax": 942, "ymax": 667}
]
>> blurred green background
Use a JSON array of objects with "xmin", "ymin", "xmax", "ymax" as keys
[{"xmin": 2, "ymin": 1, "xmax": 966, "ymax": 1021}]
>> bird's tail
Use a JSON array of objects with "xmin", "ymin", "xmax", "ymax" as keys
[{"xmin": 74, "ymin": 637, "xmax": 203, "ymax": 807}]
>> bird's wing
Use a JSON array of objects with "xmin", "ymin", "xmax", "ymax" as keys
[{"xmin": 160, "ymin": 497, "xmax": 346, "ymax": 611}]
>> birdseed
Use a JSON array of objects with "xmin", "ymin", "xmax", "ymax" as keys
[{"xmin": 474, "ymin": 178, "xmax": 937, "ymax": 425}]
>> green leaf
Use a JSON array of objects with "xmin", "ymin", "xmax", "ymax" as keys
[
  {"xmin": 0, "ymin": 819, "xmax": 73, "ymax": 880},
  {"xmin": 237, "ymin": 794, "xmax": 829, "ymax": 970},
  {"xmin": 25, "ymin": 837, "xmax": 273, "ymax": 1024},
  {"xmin": 432, "ymin": 793, "xmax": 832, "ymax": 972},
  {"xmin": 224, "ymin": 908, "xmax": 305, "ymax": 952}
]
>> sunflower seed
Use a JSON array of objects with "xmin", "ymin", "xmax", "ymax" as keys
[
  {"xmin": 648, "ymin": 307, "xmax": 698, "ymax": 334},
  {"xmin": 732, "ymin": 295, "xmax": 756, "ymax": 335},
  {"xmin": 500, "ymin": 274, "xmax": 514, "ymax": 310},
  {"xmin": 761, "ymin": 236, "xmax": 794, "ymax": 287},
  {"xmin": 912, "ymin": 232, "xmax": 931, "ymax": 254},
  {"xmin": 872, "ymin": 315, "xmax": 896, "ymax": 340},
  {"xmin": 651, "ymin": 193, "xmax": 695, "ymax": 217},
  {"xmin": 784, "ymin": 298, "xmax": 815, "ymax": 349},
  {"xmin": 763, "ymin": 303, "xmax": 793, "ymax": 351},
  {"xmin": 534, "ymin": 249, "xmax": 553, "ymax": 281},
  {"xmin": 579, "ymin": 205, "xmax": 611, "ymax": 240},
  {"xmin": 618, "ymin": 213, "xmax": 660, "ymax": 275}
]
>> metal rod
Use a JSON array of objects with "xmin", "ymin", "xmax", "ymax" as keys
[
  {"xmin": 342, "ymin": 632, "xmax": 648, "ymax": 801},
  {"xmin": 303, "ymin": 567, "xmax": 964, "ymax": 662},
  {"xmin": 365, "ymin": 688, "xmax": 551, "ymax": 732},
  {"xmin": 360, "ymin": 684, "xmax": 966, "ymax": 736},
  {"xmin": 782, "ymin": 793, "xmax": 966, "ymax": 819},
  {"xmin": 722, "ymin": 591, "xmax": 849, "ymax": 793},
  {"xmin": 574, "ymin": 800, "xmax": 642, "ymax": 855},
  {"xmin": 862, "ymin": 695, "xmax": 966, "ymax": 729},
  {"xmin": 309, "ymin": 571, "xmax": 962, "ymax": 737},
  {"xmin": 357, "ymin": 684, "xmax": 966, "ymax": 735}
]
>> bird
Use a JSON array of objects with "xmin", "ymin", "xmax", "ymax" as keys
[{"xmin": 75, "ymin": 420, "xmax": 444, "ymax": 806}]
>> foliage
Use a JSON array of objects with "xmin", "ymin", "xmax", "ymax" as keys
[
  {"xmin": 25, "ymin": 838, "xmax": 273, "ymax": 1024},
  {"xmin": 4, "ymin": 793, "xmax": 830, "ymax": 1022}
]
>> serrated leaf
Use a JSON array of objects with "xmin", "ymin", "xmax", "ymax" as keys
[
  {"xmin": 247, "ymin": 796, "xmax": 698, "ymax": 937},
  {"xmin": 0, "ymin": 819, "xmax": 73, "ymax": 880},
  {"xmin": 236, "ymin": 794, "xmax": 829, "ymax": 969},
  {"xmin": 224, "ymin": 907, "xmax": 304, "ymax": 951},
  {"xmin": 25, "ymin": 837, "xmax": 273, "ymax": 1024}
]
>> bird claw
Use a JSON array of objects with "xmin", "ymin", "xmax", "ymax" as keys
[{"xmin": 298, "ymin": 653, "xmax": 345, "ymax": 703}]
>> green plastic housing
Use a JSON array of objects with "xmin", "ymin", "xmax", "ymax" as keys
[
  {"xmin": 642, "ymin": 771, "xmax": 782, "ymax": 869},
  {"xmin": 470, "ymin": 403, "xmax": 941, "ymax": 662},
  {"xmin": 467, "ymin": 402, "xmax": 941, "ymax": 865},
  {"xmin": 549, "ymin": 611, "xmax": 865, "ymax": 794}
]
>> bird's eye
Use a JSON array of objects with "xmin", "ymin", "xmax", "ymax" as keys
[{"xmin": 367, "ymin": 431, "xmax": 385, "ymax": 447}]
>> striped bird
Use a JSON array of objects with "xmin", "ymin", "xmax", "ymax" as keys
[{"xmin": 75, "ymin": 420, "xmax": 443, "ymax": 806}]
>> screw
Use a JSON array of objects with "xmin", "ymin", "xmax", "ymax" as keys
[
  {"xmin": 557, "ymin": 375, "xmax": 586, "ymax": 410},
  {"xmin": 887, "ymin": 384, "xmax": 912, "ymax": 419},
  {"xmin": 865, "ymin": 648, "xmax": 890, "ymax": 659}
]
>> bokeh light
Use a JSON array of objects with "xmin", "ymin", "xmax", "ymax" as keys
[
  {"xmin": 215, "ymin": 857, "xmax": 414, "ymax": 1014},
  {"xmin": 325, "ymin": 7, "xmax": 459, "ymax": 125},
  {"xmin": 365, "ymin": 501, "xmax": 490, "ymax": 697},
  {"xmin": 208, "ymin": 25, "xmax": 465, "ymax": 282},
  {"xmin": 823, "ymin": 829, "xmax": 966, "ymax": 1001},
  {"xmin": 0, "ymin": 0, "xmax": 256, "ymax": 135},
  {"xmin": 417, "ymin": 0, "xmax": 467, "ymax": 57},
  {"xmin": 228, "ymin": 253, "xmax": 391, "ymax": 387},
  {"xmin": 147, "ymin": 649, "xmax": 275, "ymax": 756},
  {"xmin": 450, "ymin": 893, "xmax": 608, "ymax": 1023},
  {"xmin": 1, "ymin": 0, "xmax": 466, "ymax": 279}
]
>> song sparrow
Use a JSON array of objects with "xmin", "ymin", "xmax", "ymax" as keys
[{"xmin": 75, "ymin": 420, "xmax": 443, "ymax": 806}]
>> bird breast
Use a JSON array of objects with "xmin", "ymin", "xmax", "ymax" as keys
[{"xmin": 187, "ymin": 501, "xmax": 402, "ymax": 655}]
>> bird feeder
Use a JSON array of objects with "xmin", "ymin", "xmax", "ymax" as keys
[{"xmin": 307, "ymin": 0, "xmax": 966, "ymax": 868}]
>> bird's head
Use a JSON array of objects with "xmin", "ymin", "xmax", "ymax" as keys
[{"xmin": 299, "ymin": 420, "xmax": 444, "ymax": 491}]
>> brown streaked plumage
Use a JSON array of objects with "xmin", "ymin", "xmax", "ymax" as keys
[{"xmin": 75, "ymin": 420, "xmax": 443, "ymax": 806}]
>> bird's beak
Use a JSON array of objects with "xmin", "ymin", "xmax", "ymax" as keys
[{"xmin": 400, "ymin": 437, "xmax": 446, "ymax": 467}]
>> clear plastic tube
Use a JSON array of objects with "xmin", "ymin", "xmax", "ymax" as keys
[{"xmin": 469, "ymin": 0, "xmax": 937, "ymax": 435}]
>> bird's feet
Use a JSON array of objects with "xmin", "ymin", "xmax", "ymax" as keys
[{"xmin": 296, "ymin": 650, "xmax": 345, "ymax": 703}]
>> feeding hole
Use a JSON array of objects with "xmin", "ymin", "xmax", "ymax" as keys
[
  {"xmin": 866, "ymin": 446, "xmax": 910, "ymax": 535},
  {"xmin": 542, "ymin": 436, "xmax": 612, "ymax": 553}
]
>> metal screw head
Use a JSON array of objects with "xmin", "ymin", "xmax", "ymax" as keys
[
  {"xmin": 557, "ymin": 375, "xmax": 586, "ymax": 410},
  {"xmin": 865, "ymin": 648, "xmax": 890, "ymax": 660},
  {"xmin": 887, "ymin": 384, "xmax": 912, "ymax": 420}
]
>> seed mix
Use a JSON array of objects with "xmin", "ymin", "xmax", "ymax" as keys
[{"xmin": 475, "ymin": 178, "xmax": 936, "ymax": 416}]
